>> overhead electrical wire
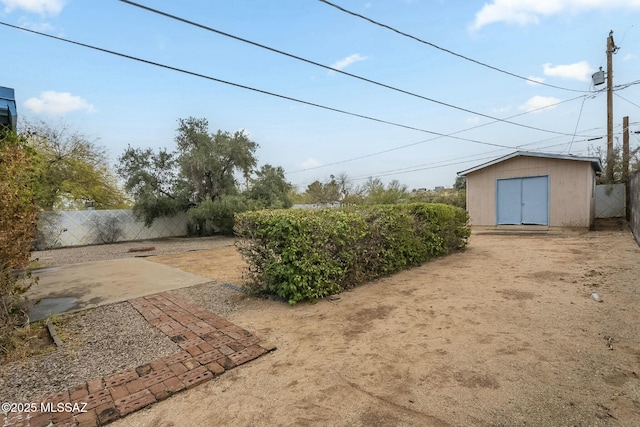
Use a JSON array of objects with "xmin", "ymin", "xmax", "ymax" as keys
[
  {"xmin": 288, "ymin": 92, "xmax": 602, "ymax": 174},
  {"xmin": 566, "ymin": 96, "xmax": 588, "ymax": 153},
  {"xmin": 292, "ymin": 130, "xmax": 609, "ymax": 187},
  {"xmin": 615, "ymin": 92, "xmax": 640, "ymax": 110},
  {"xmin": 119, "ymin": 0, "xmax": 592, "ymax": 138},
  {"xmin": 319, "ymin": 0, "xmax": 593, "ymax": 94},
  {"xmin": 0, "ymin": 20, "xmax": 512, "ymax": 149},
  {"xmin": 348, "ymin": 137, "xmax": 604, "ymax": 179}
]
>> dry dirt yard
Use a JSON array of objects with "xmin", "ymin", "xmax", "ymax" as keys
[{"xmin": 106, "ymin": 229, "xmax": 640, "ymax": 427}]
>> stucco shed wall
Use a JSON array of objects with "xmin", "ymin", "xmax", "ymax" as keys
[{"xmin": 465, "ymin": 156, "xmax": 595, "ymax": 227}]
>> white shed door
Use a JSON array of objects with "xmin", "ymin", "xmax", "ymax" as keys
[{"xmin": 497, "ymin": 176, "xmax": 549, "ymax": 225}]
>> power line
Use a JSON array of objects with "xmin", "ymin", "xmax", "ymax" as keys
[
  {"xmin": 120, "ymin": 0, "xmax": 591, "ymax": 138},
  {"xmin": 566, "ymin": 96, "xmax": 588, "ymax": 153},
  {"xmin": 615, "ymin": 92, "xmax": 640, "ymax": 110},
  {"xmin": 288, "ymin": 93, "xmax": 599, "ymax": 174},
  {"xmin": 319, "ymin": 0, "xmax": 593, "ymax": 94},
  {"xmin": 0, "ymin": 21, "xmax": 512, "ymax": 149},
  {"xmin": 292, "ymin": 130, "xmax": 608, "ymax": 188}
]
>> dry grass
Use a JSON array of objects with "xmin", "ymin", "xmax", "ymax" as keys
[{"xmin": 0, "ymin": 320, "xmax": 56, "ymax": 364}]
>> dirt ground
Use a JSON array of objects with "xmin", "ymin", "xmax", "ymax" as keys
[{"xmin": 113, "ymin": 229, "xmax": 640, "ymax": 427}]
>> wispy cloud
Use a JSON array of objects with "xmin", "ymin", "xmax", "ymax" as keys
[
  {"xmin": 623, "ymin": 53, "xmax": 637, "ymax": 61},
  {"xmin": 300, "ymin": 157, "xmax": 321, "ymax": 169},
  {"xmin": 465, "ymin": 117, "xmax": 480, "ymax": 125},
  {"xmin": 518, "ymin": 95, "xmax": 561, "ymax": 113},
  {"xmin": 329, "ymin": 53, "xmax": 368, "ymax": 73},
  {"xmin": 1, "ymin": 0, "xmax": 66, "ymax": 16},
  {"xmin": 470, "ymin": 0, "xmax": 640, "ymax": 30},
  {"xmin": 542, "ymin": 61, "xmax": 593, "ymax": 82},
  {"xmin": 24, "ymin": 91, "xmax": 96, "ymax": 115},
  {"xmin": 492, "ymin": 105, "xmax": 512, "ymax": 114},
  {"xmin": 17, "ymin": 16, "xmax": 55, "ymax": 32}
]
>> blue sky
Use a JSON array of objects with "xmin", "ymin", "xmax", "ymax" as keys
[{"xmin": 2, "ymin": 0, "xmax": 640, "ymax": 191}]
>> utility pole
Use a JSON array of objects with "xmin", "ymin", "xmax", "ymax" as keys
[
  {"xmin": 606, "ymin": 31, "xmax": 619, "ymax": 182},
  {"xmin": 622, "ymin": 116, "xmax": 629, "ymax": 183},
  {"xmin": 623, "ymin": 116, "xmax": 630, "ymax": 220}
]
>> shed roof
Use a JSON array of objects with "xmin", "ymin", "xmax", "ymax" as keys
[{"xmin": 457, "ymin": 151, "xmax": 603, "ymax": 176}]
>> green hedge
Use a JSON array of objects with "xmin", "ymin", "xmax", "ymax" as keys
[{"xmin": 234, "ymin": 203, "xmax": 470, "ymax": 305}]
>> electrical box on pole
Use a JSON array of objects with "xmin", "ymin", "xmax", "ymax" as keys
[{"xmin": 592, "ymin": 67, "xmax": 605, "ymax": 86}]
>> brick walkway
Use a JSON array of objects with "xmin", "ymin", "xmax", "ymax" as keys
[{"xmin": 3, "ymin": 291, "xmax": 275, "ymax": 427}]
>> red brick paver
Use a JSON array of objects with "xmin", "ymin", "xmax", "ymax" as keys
[{"xmin": 3, "ymin": 291, "xmax": 276, "ymax": 427}]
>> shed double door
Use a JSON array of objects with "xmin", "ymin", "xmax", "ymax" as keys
[{"xmin": 496, "ymin": 176, "xmax": 549, "ymax": 225}]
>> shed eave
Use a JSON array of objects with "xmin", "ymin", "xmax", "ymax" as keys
[{"xmin": 457, "ymin": 151, "xmax": 603, "ymax": 176}]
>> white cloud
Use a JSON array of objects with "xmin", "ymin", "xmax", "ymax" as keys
[
  {"xmin": 329, "ymin": 53, "xmax": 368, "ymax": 73},
  {"xmin": 526, "ymin": 76, "xmax": 545, "ymax": 85},
  {"xmin": 492, "ymin": 105, "xmax": 512, "ymax": 114},
  {"xmin": 470, "ymin": 0, "xmax": 640, "ymax": 30},
  {"xmin": 24, "ymin": 91, "xmax": 96, "ymax": 115},
  {"xmin": 300, "ymin": 157, "xmax": 321, "ymax": 169},
  {"xmin": 1, "ymin": 0, "xmax": 66, "ymax": 15},
  {"xmin": 465, "ymin": 117, "xmax": 480, "ymax": 125},
  {"xmin": 17, "ymin": 17, "xmax": 53, "ymax": 32},
  {"xmin": 623, "ymin": 53, "xmax": 637, "ymax": 61},
  {"xmin": 542, "ymin": 61, "xmax": 593, "ymax": 82},
  {"xmin": 518, "ymin": 95, "xmax": 562, "ymax": 113}
]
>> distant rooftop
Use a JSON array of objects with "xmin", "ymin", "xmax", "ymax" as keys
[{"xmin": 0, "ymin": 86, "xmax": 17, "ymax": 132}]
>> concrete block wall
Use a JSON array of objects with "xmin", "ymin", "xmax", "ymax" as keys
[{"xmin": 36, "ymin": 209, "xmax": 188, "ymax": 249}]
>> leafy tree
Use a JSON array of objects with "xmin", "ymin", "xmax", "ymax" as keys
[
  {"xmin": 21, "ymin": 120, "xmax": 129, "ymax": 210},
  {"xmin": 362, "ymin": 178, "xmax": 408, "ymax": 205},
  {"xmin": 118, "ymin": 117, "xmax": 259, "ymax": 226},
  {"xmin": 303, "ymin": 179, "xmax": 340, "ymax": 204},
  {"xmin": 118, "ymin": 117, "xmax": 293, "ymax": 232},
  {"xmin": 453, "ymin": 176, "xmax": 466, "ymax": 190},
  {"xmin": 176, "ymin": 117, "xmax": 257, "ymax": 202},
  {"xmin": 247, "ymin": 164, "xmax": 293, "ymax": 209},
  {"xmin": 117, "ymin": 146, "xmax": 188, "ymax": 226}
]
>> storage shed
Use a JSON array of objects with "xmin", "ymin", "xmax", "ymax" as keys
[{"xmin": 458, "ymin": 151, "xmax": 602, "ymax": 229}]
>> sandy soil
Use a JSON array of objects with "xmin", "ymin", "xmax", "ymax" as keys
[{"xmin": 113, "ymin": 230, "xmax": 640, "ymax": 427}]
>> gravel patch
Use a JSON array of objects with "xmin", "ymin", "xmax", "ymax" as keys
[
  {"xmin": 2, "ymin": 236, "xmax": 242, "ymax": 404},
  {"xmin": 174, "ymin": 282, "xmax": 244, "ymax": 319},
  {"xmin": 31, "ymin": 236, "xmax": 237, "ymax": 267},
  {"xmin": 0, "ymin": 301, "xmax": 179, "ymax": 403}
]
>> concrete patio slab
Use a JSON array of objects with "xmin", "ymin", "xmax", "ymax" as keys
[{"xmin": 27, "ymin": 258, "xmax": 212, "ymax": 321}]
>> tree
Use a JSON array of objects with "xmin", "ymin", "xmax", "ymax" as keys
[
  {"xmin": 247, "ymin": 164, "xmax": 293, "ymax": 209},
  {"xmin": 453, "ymin": 176, "xmax": 466, "ymax": 190},
  {"xmin": 303, "ymin": 179, "xmax": 340, "ymax": 204},
  {"xmin": 176, "ymin": 117, "xmax": 257, "ymax": 202},
  {"xmin": 354, "ymin": 177, "xmax": 408, "ymax": 205},
  {"xmin": 118, "ymin": 117, "xmax": 276, "ymax": 232},
  {"xmin": 21, "ymin": 120, "xmax": 129, "ymax": 210},
  {"xmin": 117, "ymin": 146, "xmax": 188, "ymax": 226}
]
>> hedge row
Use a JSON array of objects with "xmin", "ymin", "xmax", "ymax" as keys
[{"xmin": 234, "ymin": 203, "xmax": 470, "ymax": 305}]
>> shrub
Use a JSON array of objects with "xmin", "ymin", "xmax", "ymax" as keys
[
  {"xmin": 235, "ymin": 203, "xmax": 469, "ymax": 305},
  {"xmin": 0, "ymin": 131, "xmax": 39, "ymax": 354},
  {"xmin": 187, "ymin": 195, "xmax": 253, "ymax": 236}
]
